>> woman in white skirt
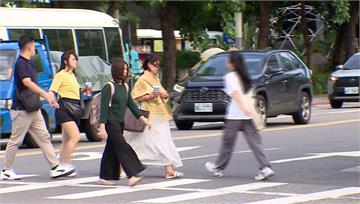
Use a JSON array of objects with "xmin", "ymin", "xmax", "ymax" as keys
[{"xmin": 126, "ymin": 54, "xmax": 183, "ymax": 179}]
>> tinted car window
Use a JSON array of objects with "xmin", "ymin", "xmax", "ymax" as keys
[
  {"xmin": 0, "ymin": 49, "xmax": 17, "ymax": 80},
  {"xmin": 242, "ymin": 54, "xmax": 265, "ymax": 75},
  {"xmin": 8, "ymin": 29, "xmax": 40, "ymax": 40},
  {"xmin": 104, "ymin": 27, "xmax": 122, "ymax": 62},
  {"xmin": 75, "ymin": 29, "xmax": 106, "ymax": 60},
  {"xmin": 344, "ymin": 54, "xmax": 360, "ymax": 70},
  {"xmin": 266, "ymin": 54, "xmax": 281, "ymax": 71},
  {"xmin": 278, "ymin": 52, "xmax": 297, "ymax": 71},
  {"xmin": 194, "ymin": 55, "xmax": 228, "ymax": 76},
  {"xmin": 42, "ymin": 29, "xmax": 75, "ymax": 52},
  {"xmin": 31, "ymin": 48, "xmax": 45, "ymax": 74}
]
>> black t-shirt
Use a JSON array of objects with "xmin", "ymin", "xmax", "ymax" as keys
[{"xmin": 11, "ymin": 55, "xmax": 39, "ymax": 110}]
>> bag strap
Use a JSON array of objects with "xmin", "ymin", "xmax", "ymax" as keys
[{"xmin": 107, "ymin": 81, "xmax": 115, "ymax": 107}]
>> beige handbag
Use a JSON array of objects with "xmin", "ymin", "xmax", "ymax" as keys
[
  {"xmin": 124, "ymin": 107, "xmax": 149, "ymax": 132},
  {"xmin": 246, "ymin": 94, "xmax": 265, "ymax": 131},
  {"xmin": 237, "ymin": 75, "xmax": 265, "ymax": 131}
]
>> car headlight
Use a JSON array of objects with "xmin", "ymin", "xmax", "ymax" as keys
[
  {"xmin": 173, "ymin": 84, "xmax": 185, "ymax": 93},
  {"xmin": 0, "ymin": 99, "xmax": 12, "ymax": 109},
  {"xmin": 330, "ymin": 76, "xmax": 338, "ymax": 81}
]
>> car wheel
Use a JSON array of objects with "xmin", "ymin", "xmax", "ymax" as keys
[
  {"xmin": 255, "ymin": 95, "xmax": 267, "ymax": 125},
  {"xmin": 329, "ymin": 99, "xmax": 343, "ymax": 109},
  {"xmin": 81, "ymin": 118, "xmax": 102, "ymax": 142},
  {"xmin": 175, "ymin": 120, "xmax": 194, "ymax": 130},
  {"xmin": 292, "ymin": 92, "xmax": 311, "ymax": 124}
]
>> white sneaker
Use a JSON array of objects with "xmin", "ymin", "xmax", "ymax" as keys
[
  {"xmin": 67, "ymin": 171, "xmax": 78, "ymax": 177},
  {"xmin": 205, "ymin": 162, "xmax": 223, "ymax": 178},
  {"xmin": 254, "ymin": 167, "xmax": 274, "ymax": 181},
  {"xmin": 0, "ymin": 169, "xmax": 21, "ymax": 180},
  {"xmin": 50, "ymin": 165, "xmax": 75, "ymax": 179}
]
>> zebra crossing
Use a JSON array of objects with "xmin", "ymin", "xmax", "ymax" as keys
[{"xmin": 0, "ymin": 174, "xmax": 359, "ymax": 203}]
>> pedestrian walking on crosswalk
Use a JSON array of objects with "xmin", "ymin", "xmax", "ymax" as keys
[
  {"xmin": 97, "ymin": 58, "xmax": 151, "ymax": 186},
  {"xmin": 205, "ymin": 52, "xmax": 275, "ymax": 180}
]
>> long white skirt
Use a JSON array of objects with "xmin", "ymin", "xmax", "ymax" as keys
[{"xmin": 124, "ymin": 117, "xmax": 183, "ymax": 168}]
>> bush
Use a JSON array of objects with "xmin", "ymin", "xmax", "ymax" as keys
[
  {"xmin": 312, "ymin": 72, "xmax": 330, "ymax": 95},
  {"xmin": 176, "ymin": 50, "xmax": 201, "ymax": 70}
]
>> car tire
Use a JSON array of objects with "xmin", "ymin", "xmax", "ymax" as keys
[
  {"xmin": 175, "ymin": 120, "xmax": 194, "ymax": 130},
  {"xmin": 329, "ymin": 99, "xmax": 343, "ymax": 109},
  {"xmin": 255, "ymin": 95, "xmax": 267, "ymax": 125},
  {"xmin": 292, "ymin": 92, "xmax": 311, "ymax": 124},
  {"xmin": 81, "ymin": 118, "xmax": 102, "ymax": 142}
]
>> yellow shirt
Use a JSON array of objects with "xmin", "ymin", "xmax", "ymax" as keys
[
  {"xmin": 50, "ymin": 70, "xmax": 80, "ymax": 100},
  {"xmin": 131, "ymin": 71, "xmax": 171, "ymax": 119}
]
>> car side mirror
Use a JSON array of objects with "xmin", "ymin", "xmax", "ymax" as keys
[{"xmin": 336, "ymin": 65, "xmax": 344, "ymax": 70}]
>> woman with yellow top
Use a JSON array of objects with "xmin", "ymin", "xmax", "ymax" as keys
[
  {"xmin": 126, "ymin": 54, "xmax": 183, "ymax": 179},
  {"xmin": 49, "ymin": 51, "xmax": 81, "ymax": 173}
]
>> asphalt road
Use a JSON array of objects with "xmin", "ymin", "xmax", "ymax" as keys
[{"xmin": 0, "ymin": 102, "xmax": 359, "ymax": 204}]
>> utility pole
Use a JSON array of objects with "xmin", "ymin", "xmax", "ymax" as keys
[{"xmin": 235, "ymin": 12, "xmax": 243, "ymax": 49}]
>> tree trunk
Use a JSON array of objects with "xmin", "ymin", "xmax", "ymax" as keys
[
  {"xmin": 344, "ymin": 1, "xmax": 359, "ymax": 60},
  {"xmin": 160, "ymin": 1, "xmax": 177, "ymax": 92},
  {"xmin": 300, "ymin": 2, "xmax": 312, "ymax": 67},
  {"xmin": 257, "ymin": 1, "xmax": 271, "ymax": 49},
  {"xmin": 331, "ymin": 24, "xmax": 346, "ymax": 70},
  {"xmin": 107, "ymin": 1, "xmax": 119, "ymax": 17}
]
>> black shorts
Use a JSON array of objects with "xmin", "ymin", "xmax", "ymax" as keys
[{"xmin": 56, "ymin": 98, "xmax": 81, "ymax": 125}]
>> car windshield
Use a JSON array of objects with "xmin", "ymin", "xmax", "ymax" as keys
[
  {"xmin": 193, "ymin": 53, "xmax": 265, "ymax": 77},
  {"xmin": 0, "ymin": 49, "xmax": 17, "ymax": 80},
  {"xmin": 344, "ymin": 54, "xmax": 360, "ymax": 70}
]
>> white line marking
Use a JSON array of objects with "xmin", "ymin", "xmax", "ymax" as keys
[
  {"xmin": 0, "ymin": 176, "xmax": 98, "ymax": 195},
  {"xmin": 271, "ymin": 151, "xmax": 360, "ymax": 164},
  {"xmin": 136, "ymin": 182, "xmax": 286, "ymax": 203},
  {"xmin": 176, "ymin": 146, "xmax": 201, "ymax": 152},
  {"xmin": 243, "ymin": 187, "xmax": 360, "ymax": 204},
  {"xmin": 48, "ymin": 179, "xmax": 209, "ymax": 200},
  {"xmin": 182, "ymin": 148, "xmax": 280, "ymax": 161}
]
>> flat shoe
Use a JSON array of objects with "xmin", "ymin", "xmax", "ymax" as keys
[
  {"xmin": 165, "ymin": 171, "xmax": 184, "ymax": 179},
  {"xmin": 128, "ymin": 176, "xmax": 143, "ymax": 187},
  {"xmin": 97, "ymin": 178, "xmax": 115, "ymax": 186}
]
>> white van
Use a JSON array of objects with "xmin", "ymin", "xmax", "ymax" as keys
[{"xmin": 0, "ymin": 7, "xmax": 124, "ymax": 62}]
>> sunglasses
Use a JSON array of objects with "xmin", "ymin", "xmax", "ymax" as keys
[{"xmin": 151, "ymin": 62, "xmax": 160, "ymax": 68}]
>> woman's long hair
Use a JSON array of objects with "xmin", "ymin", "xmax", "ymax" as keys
[
  {"xmin": 229, "ymin": 51, "xmax": 253, "ymax": 93},
  {"xmin": 59, "ymin": 50, "xmax": 78, "ymax": 74}
]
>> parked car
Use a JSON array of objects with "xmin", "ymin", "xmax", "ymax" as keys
[
  {"xmin": 171, "ymin": 50, "xmax": 313, "ymax": 130},
  {"xmin": 328, "ymin": 52, "xmax": 360, "ymax": 108}
]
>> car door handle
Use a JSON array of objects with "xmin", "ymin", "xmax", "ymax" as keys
[
  {"xmin": 295, "ymin": 74, "xmax": 302, "ymax": 79},
  {"xmin": 281, "ymin": 80, "xmax": 288, "ymax": 83}
]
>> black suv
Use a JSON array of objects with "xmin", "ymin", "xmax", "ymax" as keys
[{"xmin": 171, "ymin": 50, "xmax": 313, "ymax": 130}]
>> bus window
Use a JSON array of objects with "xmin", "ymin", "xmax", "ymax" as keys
[
  {"xmin": 104, "ymin": 27, "xmax": 122, "ymax": 62},
  {"xmin": 75, "ymin": 29, "xmax": 106, "ymax": 60},
  {"xmin": 42, "ymin": 29, "xmax": 74, "ymax": 52},
  {"xmin": 7, "ymin": 29, "xmax": 40, "ymax": 40}
]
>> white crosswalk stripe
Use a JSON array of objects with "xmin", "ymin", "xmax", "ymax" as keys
[
  {"xmin": 243, "ymin": 187, "xmax": 360, "ymax": 204},
  {"xmin": 136, "ymin": 182, "xmax": 287, "ymax": 203},
  {"xmin": 0, "ymin": 176, "xmax": 359, "ymax": 203},
  {"xmin": 47, "ymin": 179, "xmax": 209, "ymax": 200}
]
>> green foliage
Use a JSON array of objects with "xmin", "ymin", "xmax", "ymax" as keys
[
  {"xmin": 330, "ymin": 0, "xmax": 350, "ymax": 25},
  {"xmin": 312, "ymin": 72, "xmax": 330, "ymax": 95},
  {"xmin": 176, "ymin": 50, "xmax": 201, "ymax": 70}
]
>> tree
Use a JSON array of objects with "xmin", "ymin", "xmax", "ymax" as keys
[
  {"xmin": 257, "ymin": 1, "xmax": 271, "ymax": 49},
  {"xmin": 160, "ymin": 1, "xmax": 178, "ymax": 92},
  {"xmin": 300, "ymin": 1, "xmax": 312, "ymax": 66}
]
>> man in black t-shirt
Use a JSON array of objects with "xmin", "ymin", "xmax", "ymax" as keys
[{"xmin": 0, "ymin": 36, "xmax": 75, "ymax": 180}]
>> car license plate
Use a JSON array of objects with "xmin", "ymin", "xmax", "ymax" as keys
[
  {"xmin": 194, "ymin": 103, "xmax": 213, "ymax": 112},
  {"xmin": 344, "ymin": 87, "xmax": 359, "ymax": 94}
]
